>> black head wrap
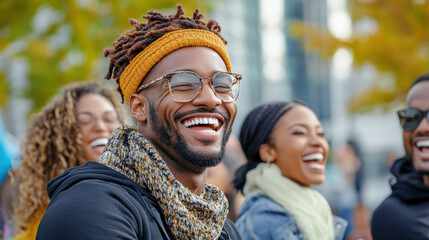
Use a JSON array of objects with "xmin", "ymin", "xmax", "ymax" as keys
[{"xmin": 233, "ymin": 101, "xmax": 306, "ymax": 193}]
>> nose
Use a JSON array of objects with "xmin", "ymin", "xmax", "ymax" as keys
[
  {"xmin": 192, "ymin": 79, "xmax": 222, "ymax": 109},
  {"xmin": 309, "ymin": 132, "xmax": 326, "ymax": 147},
  {"xmin": 93, "ymin": 118, "xmax": 110, "ymax": 132}
]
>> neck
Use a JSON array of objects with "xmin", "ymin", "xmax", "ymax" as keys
[
  {"xmin": 157, "ymin": 150, "xmax": 208, "ymax": 196},
  {"xmin": 424, "ymin": 175, "xmax": 429, "ymax": 186}
]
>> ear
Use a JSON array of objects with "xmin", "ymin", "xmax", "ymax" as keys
[
  {"xmin": 129, "ymin": 93, "xmax": 148, "ymax": 123},
  {"xmin": 259, "ymin": 143, "xmax": 276, "ymax": 163}
]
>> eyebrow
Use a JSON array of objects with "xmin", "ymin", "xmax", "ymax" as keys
[
  {"xmin": 174, "ymin": 68, "xmax": 194, "ymax": 72},
  {"xmin": 288, "ymin": 123, "xmax": 322, "ymax": 129},
  {"xmin": 173, "ymin": 69, "xmax": 225, "ymax": 75}
]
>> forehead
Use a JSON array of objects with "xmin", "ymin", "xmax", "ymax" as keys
[
  {"xmin": 275, "ymin": 106, "xmax": 321, "ymax": 129},
  {"xmin": 76, "ymin": 93, "xmax": 115, "ymax": 113},
  {"xmin": 148, "ymin": 46, "xmax": 227, "ymax": 78},
  {"xmin": 406, "ymin": 81, "xmax": 429, "ymax": 110}
]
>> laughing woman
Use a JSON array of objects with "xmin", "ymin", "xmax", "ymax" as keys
[
  {"xmin": 14, "ymin": 82, "xmax": 124, "ymax": 240},
  {"xmin": 234, "ymin": 101, "xmax": 347, "ymax": 240}
]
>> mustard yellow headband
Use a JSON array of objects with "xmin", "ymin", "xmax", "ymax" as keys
[{"xmin": 120, "ymin": 29, "xmax": 231, "ymax": 104}]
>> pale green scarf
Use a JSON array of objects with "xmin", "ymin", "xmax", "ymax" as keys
[{"xmin": 244, "ymin": 163, "xmax": 334, "ymax": 240}]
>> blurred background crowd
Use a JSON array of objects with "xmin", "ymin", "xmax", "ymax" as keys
[{"xmin": 1, "ymin": 0, "xmax": 428, "ymax": 239}]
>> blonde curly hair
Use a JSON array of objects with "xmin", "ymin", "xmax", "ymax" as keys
[{"xmin": 14, "ymin": 82, "xmax": 125, "ymax": 233}]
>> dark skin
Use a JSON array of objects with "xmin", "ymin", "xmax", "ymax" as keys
[
  {"xmin": 129, "ymin": 47, "xmax": 237, "ymax": 195},
  {"xmin": 403, "ymin": 81, "xmax": 429, "ymax": 186}
]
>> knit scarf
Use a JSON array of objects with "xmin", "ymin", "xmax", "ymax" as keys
[
  {"xmin": 244, "ymin": 163, "xmax": 334, "ymax": 240},
  {"xmin": 100, "ymin": 125, "xmax": 228, "ymax": 240}
]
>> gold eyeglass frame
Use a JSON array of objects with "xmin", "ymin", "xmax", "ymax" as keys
[{"xmin": 136, "ymin": 71, "xmax": 242, "ymax": 103}]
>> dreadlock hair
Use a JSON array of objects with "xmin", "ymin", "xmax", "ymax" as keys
[
  {"xmin": 104, "ymin": 4, "xmax": 227, "ymax": 103},
  {"xmin": 14, "ymin": 82, "xmax": 125, "ymax": 233},
  {"xmin": 233, "ymin": 101, "xmax": 308, "ymax": 194}
]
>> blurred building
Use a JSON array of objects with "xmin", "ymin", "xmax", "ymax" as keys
[
  {"xmin": 212, "ymin": 0, "xmax": 402, "ymax": 214},
  {"xmin": 284, "ymin": 0, "xmax": 331, "ymax": 122},
  {"xmin": 213, "ymin": 0, "xmax": 331, "ymax": 130}
]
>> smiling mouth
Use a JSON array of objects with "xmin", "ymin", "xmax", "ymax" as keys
[
  {"xmin": 89, "ymin": 138, "xmax": 109, "ymax": 148},
  {"xmin": 302, "ymin": 153, "xmax": 324, "ymax": 162},
  {"xmin": 416, "ymin": 140, "xmax": 429, "ymax": 148},
  {"xmin": 302, "ymin": 153, "xmax": 325, "ymax": 170},
  {"xmin": 182, "ymin": 117, "xmax": 222, "ymax": 133},
  {"xmin": 416, "ymin": 140, "xmax": 429, "ymax": 152}
]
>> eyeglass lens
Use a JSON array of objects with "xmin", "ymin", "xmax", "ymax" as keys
[
  {"xmin": 398, "ymin": 109, "xmax": 429, "ymax": 131},
  {"xmin": 169, "ymin": 72, "xmax": 239, "ymax": 102}
]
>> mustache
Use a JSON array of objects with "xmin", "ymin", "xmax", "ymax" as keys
[
  {"xmin": 174, "ymin": 108, "xmax": 229, "ymax": 123},
  {"xmin": 410, "ymin": 133, "xmax": 429, "ymax": 144}
]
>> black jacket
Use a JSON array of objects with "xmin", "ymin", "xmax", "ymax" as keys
[
  {"xmin": 371, "ymin": 157, "xmax": 429, "ymax": 239},
  {"xmin": 36, "ymin": 162, "xmax": 241, "ymax": 240}
]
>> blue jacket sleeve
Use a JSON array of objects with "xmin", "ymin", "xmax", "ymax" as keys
[
  {"xmin": 234, "ymin": 194, "xmax": 307, "ymax": 240},
  {"xmin": 36, "ymin": 180, "xmax": 140, "ymax": 240}
]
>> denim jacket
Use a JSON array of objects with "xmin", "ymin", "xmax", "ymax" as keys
[{"xmin": 236, "ymin": 193, "xmax": 347, "ymax": 240}]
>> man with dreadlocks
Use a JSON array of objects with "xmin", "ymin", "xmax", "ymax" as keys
[{"xmin": 36, "ymin": 4, "xmax": 242, "ymax": 240}]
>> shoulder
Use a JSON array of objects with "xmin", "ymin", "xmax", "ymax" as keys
[
  {"xmin": 371, "ymin": 194, "xmax": 401, "ymax": 227},
  {"xmin": 53, "ymin": 178, "xmax": 143, "ymax": 211},
  {"xmin": 37, "ymin": 179, "xmax": 154, "ymax": 240},
  {"xmin": 235, "ymin": 194, "xmax": 304, "ymax": 240},
  {"xmin": 372, "ymin": 194, "xmax": 410, "ymax": 221},
  {"xmin": 238, "ymin": 193, "xmax": 290, "ymax": 217},
  {"xmin": 333, "ymin": 215, "xmax": 348, "ymax": 240},
  {"xmin": 371, "ymin": 194, "xmax": 429, "ymax": 239}
]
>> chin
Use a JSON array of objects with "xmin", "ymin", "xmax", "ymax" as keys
[
  {"xmin": 414, "ymin": 160, "xmax": 429, "ymax": 173},
  {"xmin": 311, "ymin": 177, "xmax": 325, "ymax": 186},
  {"xmin": 83, "ymin": 150, "xmax": 99, "ymax": 162}
]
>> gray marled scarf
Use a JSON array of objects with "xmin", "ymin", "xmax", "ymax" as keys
[{"xmin": 100, "ymin": 125, "xmax": 228, "ymax": 239}]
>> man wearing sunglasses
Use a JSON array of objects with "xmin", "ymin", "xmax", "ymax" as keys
[
  {"xmin": 36, "ymin": 5, "xmax": 242, "ymax": 240},
  {"xmin": 371, "ymin": 72, "xmax": 429, "ymax": 240}
]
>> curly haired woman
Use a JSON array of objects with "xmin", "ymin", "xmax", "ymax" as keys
[{"xmin": 14, "ymin": 82, "xmax": 125, "ymax": 240}]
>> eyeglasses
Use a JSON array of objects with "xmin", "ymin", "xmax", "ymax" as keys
[
  {"xmin": 137, "ymin": 71, "xmax": 242, "ymax": 103},
  {"xmin": 397, "ymin": 108, "xmax": 429, "ymax": 131}
]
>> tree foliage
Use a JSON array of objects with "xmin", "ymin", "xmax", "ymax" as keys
[
  {"xmin": 0, "ymin": 0, "xmax": 212, "ymax": 112},
  {"xmin": 291, "ymin": 0, "xmax": 429, "ymax": 113}
]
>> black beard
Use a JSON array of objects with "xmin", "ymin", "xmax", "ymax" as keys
[{"xmin": 148, "ymin": 103, "xmax": 231, "ymax": 167}]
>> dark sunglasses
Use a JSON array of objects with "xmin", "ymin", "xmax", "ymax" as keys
[{"xmin": 397, "ymin": 108, "xmax": 429, "ymax": 131}]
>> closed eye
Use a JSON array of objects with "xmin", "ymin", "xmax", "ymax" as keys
[
  {"xmin": 292, "ymin": 131, "xmax": 305, "ymax": 135},
  {"xmin": 214, "ymin": 84, "xmax": 232, "ymax": 92}
]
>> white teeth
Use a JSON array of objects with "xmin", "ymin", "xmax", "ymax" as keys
[
  {"xmin": 183, "ymin": 117, "xmax": 220, "ymax": 129},
  {"xmin": 200, "ymin": 129, "xmax": 216, "ymax": 133},
  {"xmin": 417, "ymin": 140, "xmax": 429, "ymax": 148},
  {"xmin": 302, "ymin": 153, "xmax": 324, "ymax": 161},
  {"xmin": 89, "ymin": 138, "xmax": 108, "ymax": 148},
  {"xmin": 307, "ymin": 162, "xmax": 325, "ymax": 169}
]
